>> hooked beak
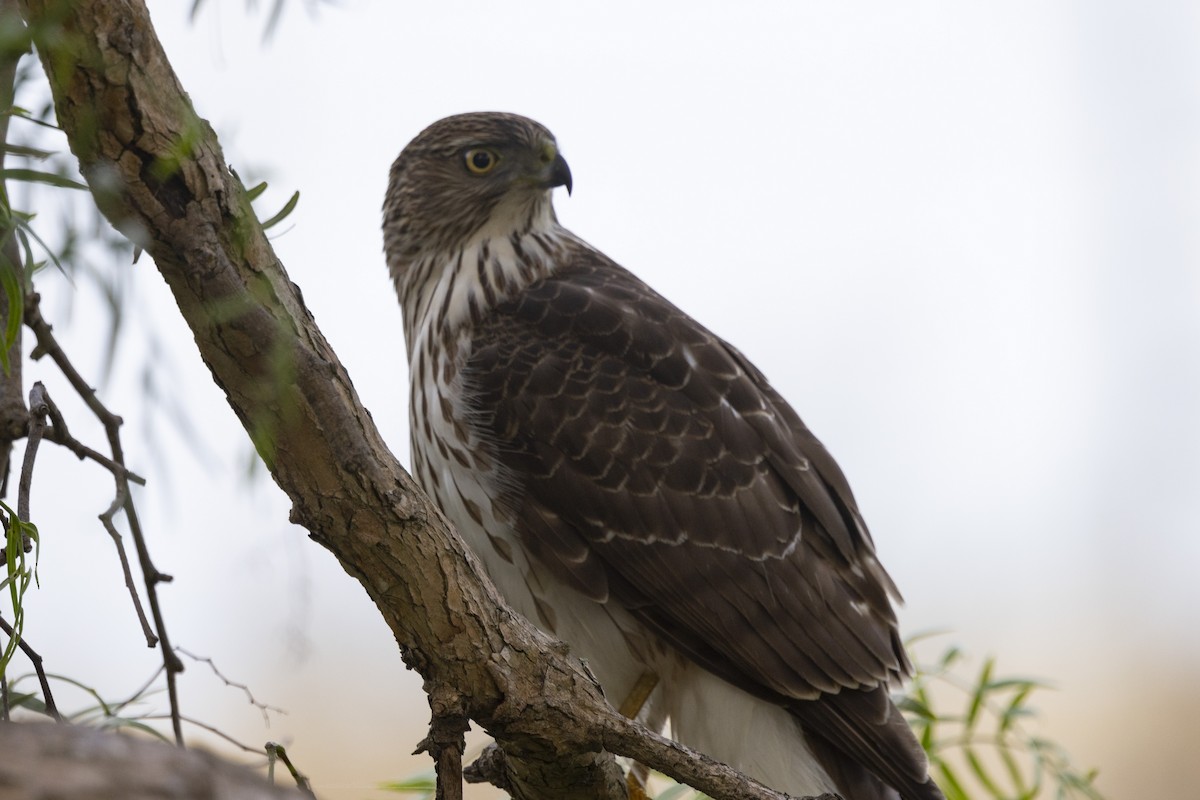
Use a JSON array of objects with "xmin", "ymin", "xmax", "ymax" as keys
[{"xmin": 546, "ymin": 151, "xmax": 573, "ymax": 195}]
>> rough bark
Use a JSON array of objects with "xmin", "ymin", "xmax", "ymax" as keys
[
  {"xmin": 0, "ymin": 722, "xmax": 304, "ymax": 799},
  {"xmin": 14, "ymin": 2, "xmax": 813, "ymax": 799}
]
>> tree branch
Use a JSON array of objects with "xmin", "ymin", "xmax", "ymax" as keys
[{"xmin": 17, "ymin": 2, "xmax": 816, "ymax": 798}]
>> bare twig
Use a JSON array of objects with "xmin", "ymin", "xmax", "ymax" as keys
[
  {"xmin": 99, "ymin": 480, "xmax": 157, "ymax": 647},
  {"xmin": 23, "ymin": 294, "xmax": 122, "ymax": 430},
  {"xmin": 20, "ymin": 305, "xmax": 156, "ymax": 645},
  {"xmin": 112, "ymin": 662, "xmax": 165, "ymax": 715},
  {"xmin": 122, "ymin": 494, "xmax": 183, "ymax": 744},
  {"xmin": 266, "ymin": 742, "xmax": 315, "ymax": 797},
  {"xmin": 41, "ymin": 389, "xmax": 146, "ymax": 483},
  {"xmin": 145, "ymin": 712, "xmax": 264, "ymax": 756},
  {"xmin": 24, "ymin": 292, "xmax": 184, "ymax": 744},
  {"xmin": 0, "ymin": 614, "xmax": 59, "ymax": 721},
  {"xmin": 14, "ymin": 381, "xmax": 47, "ymax": 553},
  {"xmin": 175, "ymin": 647, "xmax": 286, "ymax": 725}
]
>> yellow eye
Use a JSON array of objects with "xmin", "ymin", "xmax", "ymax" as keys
[{"xmin": 464, "ymin": 148, "xmax": 499, "ymax": 175}]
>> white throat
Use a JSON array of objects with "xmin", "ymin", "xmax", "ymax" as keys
[{"xmin": 393, "ymin": 211, "xmax": 570, "ymax": 361}]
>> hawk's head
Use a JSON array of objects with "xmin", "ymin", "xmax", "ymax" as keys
[{"xmin": 383, "ymin": 112, "xmax": 572, "ymax": 277}]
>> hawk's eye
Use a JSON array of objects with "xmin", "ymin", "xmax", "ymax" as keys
[{"xmin": 464, "ymin": 149, "xmax": 499, "ymax": 175}]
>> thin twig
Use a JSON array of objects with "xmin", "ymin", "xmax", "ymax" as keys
[
  {"xmin": 45, "ymin": 426, "xmax": 149, "ymax": 485},
  {"xmin": 176, "ymin": 647, "xmax": 286, "ymax": 725},
  {"xmin": 24, "ymin": 294, "xmax": 123, "ymax": 430},
  {"xmin": 25, "ymin": 292, "xmax": 184, "ymax": 744},
  {"xmin": 122, "ymin": 491, "xmax": 183, "ymax": 744},
  {"xmin": 111, "ymin": 662, "xmax": 165, "ymax": 715},
  {"xmin": 20, "ymin": 303, "xmax": 156, "ymax": 642},
  {"xmin": 0, "ymin": 614, "xmax": 59, "ymax": 721},
  {"xmin": 98, "ymin": 479, "xmax": 157, "ymax": 647},
  {"xmin": 144, "ymin": 712, "xmax": 264, "ymax": 755},
  {"xmin": 41, "ymin": 389, "xmax": 146, "ymax": 483},
  {"xmin": 266, "ymin": 742, "xmax": 316, "ymax": 797},
  {"xmin": 15, "ymin": 382, "xmax": 47, "ymax": 551}
]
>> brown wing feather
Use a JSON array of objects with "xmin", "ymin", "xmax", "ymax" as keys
[{"xmin": 462, "ymin": 243, "xmax": 938, "ymax": 799}]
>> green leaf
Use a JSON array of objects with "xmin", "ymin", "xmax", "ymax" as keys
[
  {"xmin": 14, "ymin": 219, "xmax": 66, "ymax": 277},
  {"xmin": 0, "ymin": 167, "xmax": 86, "ymax": 190},
  {"xmin": 965, "ymin": 656, "xmax": 995, "ymax": 733},
  {"xmin": 965, "ymin": 746, "xmax": 1004, "ymax": 798},
  {"xmin": 380, "ymin": 770, "xmax": 436, "ymax": 798},
  {"xmin": 43, "ymin": 673, "xmax": 115, "ymax": 717},
  {"xmin": 934, "ymin": 757, "xmax": 971, "ymax": 800},
  {"xmin": 940, "ymin": 644, "xmax": 963, "ymax": 669},
  {"xmin": 2, "ymin": 143, "xmax": 55, "ymax": 160},
  {"xmin": 1000, "ymin": 737, "xmax": 1032, "ymax": 795},
  {"xmin": 1000, "ymin": 684, "xmax": 1037, "ymax": 733},
  {"xmin": 0, "ymin": 240, "xmax": 21, "ymax": 375},
  {"xmin": 245, "ymin": 180, "xmax": 268, "ymax": 201},
  {"xmin": 6, "ymin": 690, "xmax": 39, "ymax": 710},
  {"xmin": 986, "ymin": 677, "xmax": 1050, "ymax": 692},
  {"xmin": 2, "ymin": 107, "xmax": 63, "ymax": 131},
  {"xmin": 260, "ymin": 189, "xmax": 299, "ymax": 230},
  {"xmin": 896, "ymin": 693, "xmax": 937, "ymax": 720}
]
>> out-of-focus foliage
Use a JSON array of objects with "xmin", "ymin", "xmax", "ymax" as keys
[{"xmin": 902, "ymin": 636, "xmax": 1105, "ymax": 800}]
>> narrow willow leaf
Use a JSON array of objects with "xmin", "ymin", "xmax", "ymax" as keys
[
  {"xmin": 246, "ymin": 180, "xmax": 268, "ymax": 201},
  {"xmin": 896, "ymin": 694, "xmax": 937, "ymax": 720},
  {"xmin": 1000, "ymin": 684, "xmax": 1037, "ymax": 733},
  {"xmin": 261, "ymin": 189, "xmax": 299, "ymax": 230},
  {"xmin": 934, "ymin": 758, "xmax": 971, "ymax": 800},
  {"xmin": 0, "ymin": 167, "xmax": 86, "ymax": 190},
  {"xmin": 0, "ymin": 254, "xmax": 19, "ymax": 374},
  {"xmin": 2, "ymin": 108, "xmax": 63, "ymax": 130},
  {"xmin": 940, "ymin": 645, "xmax": 963, "ymax": 669},
  {"xmin": 2, "ymin": 143, "xmax": 55, "ymax": 160},
  {"xmin": 965, "ymin": 746, "xmax": 1004, "ymax": 798},
  {"xmin": 1000, "ymin": 740, "xmax": 1031, "ymax": 795},
  {"xmin": 43, "ymin": 672, "xmax": 116, "ymax": 716},
  {"xmin": 965, "ymin": 656, "xmax": 995, "ymax": 733},
  {"xmin": 986, "ymin": 677, "xmax": 1049, "ymax": 691},
  {"xmin": 15, "ymin": 220, "xmax": 66, "ymax": 276}
]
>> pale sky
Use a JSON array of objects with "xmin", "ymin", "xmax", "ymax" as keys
[{"xmin": 13, "ymin": 2, "xmax": 1200, "ymax": 798}]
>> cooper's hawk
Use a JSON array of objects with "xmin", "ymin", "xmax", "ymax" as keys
[{"xmin": 383, "ymin": 112, "xmax": 943, "ymax": 800}]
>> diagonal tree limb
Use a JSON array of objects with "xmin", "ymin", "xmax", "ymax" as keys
[{"xmin": 16, "ymin": 2, "xmax": 823, "ymax": 799}]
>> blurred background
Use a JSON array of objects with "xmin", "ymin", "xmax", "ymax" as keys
[{"xmin": 9, "ymin": 1, "xmax": 1198, "ymax": 798}]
